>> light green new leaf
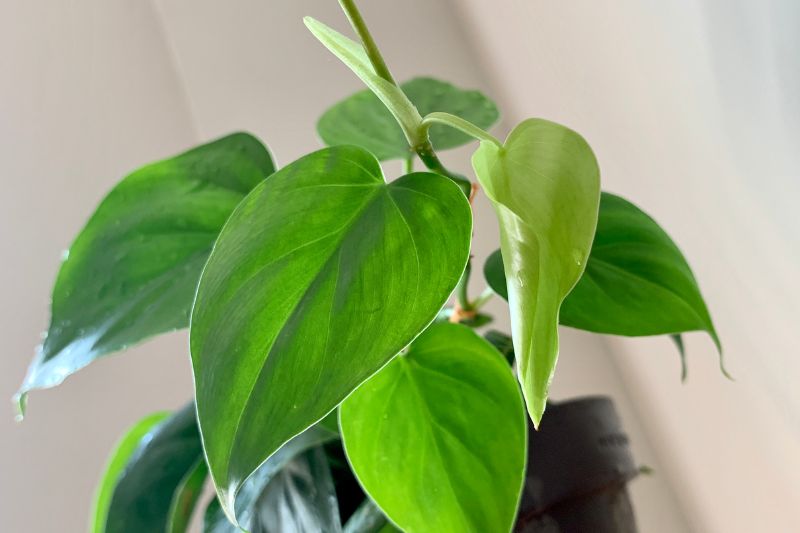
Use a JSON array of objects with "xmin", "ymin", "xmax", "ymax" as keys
[
  {"xmin": 318, "ymin": 77, "xmax": 499, "ymax": 160},
  {"xmin": 92, "ymin": 404, "xmax": 205, "ymax": 533},
  {"xmin": 190, "ymin": 145, "xmax": 472, "ymax": 523},
  {"xmin": 305, "ymin": 17, "xmax": 422, "ymax": 146},
  {"xmin": 472, "ymin": 118, "xmax": 600, "ymax": 426},
  {"xmin": 340, "ymin": 323, "xmax": 527, "ymax": 533},
  {"xmin": 484, "ymin": 192, "xmax": 722, "ymax": 376},
  {"xmin": 16, "ymin": 133, "xmax": 274, "ymax": 416}
]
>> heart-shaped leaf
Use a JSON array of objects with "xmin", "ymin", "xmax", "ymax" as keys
[
  {"xmin": 203, "ymin": 423, "xmax": 339, "ymax": 532},
  {"xmin": 472, "ymin": 118, "xmax": 601, "ymax": 426},
  {"xmin": 16, "ymin": 133, "xmax": 274, "ymax": 416},
  {"xmin": 318, "ymin": 77, "xmax": 499, "ymax": 160},
  {"xmin": 92, "ymin": 403, "xmax": 204, "ymax": 533},
  {"xmin": 483, "ymin": 192, "xmax": 721, "ymax": 372},
  {"xmin": 190, "ymin": 145, "xmax": 472, "ymax": 522},
  {"xmin": 340, "ymin": 323, "xmax": 527, "ymax": 533}
]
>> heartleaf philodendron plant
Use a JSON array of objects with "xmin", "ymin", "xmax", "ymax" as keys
[{"xmin": 16, "ymin": 1, "xmax": 724, "ymax": 532}]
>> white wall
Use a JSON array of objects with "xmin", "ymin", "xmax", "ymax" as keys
[
  {"xmin": 0, "ymin": 2, "xmax": 197, "ymax": 531},
  {"xmin": 5, "ymin": 1, "xmax": 791, "ymax": 531},
  {"xmin": 454, "ymin": 0, "xmax": 800, "ymax": 531}
]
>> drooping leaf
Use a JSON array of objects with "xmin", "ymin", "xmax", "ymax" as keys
[
  {"xmin": 559, "ymin": 193, "xmax": 721, "ymax": 349},
  {"xmin": 483, "ymin": 192, "xmax": 722, "ymax": 374},
  {"xmin": 15, "ymin": 133, "xmax": 274, "ymax": 416},
  {"xmin": 472, "ymin": 118, "xmax": 600, "ymax": 426},
  {"xmin": 672, "ymin": 334, "xmax": 688, "ymax": 382},
  {"xmin": 92, "ymin": 403, "xmax": 205, "ymax": 533},
  {"xmin": 190, "ymin": 145, "xmax": 472, "ymax": 521},
  {"xmin": 203, "ymin": 423, "xmax": 339, "ymax": 532},
  {"xmin": 304, "ymin": 17, "xmax": 422, "ymax": 146},
  {"xmin": 318, "ymin": 77, "xmax": 499, "ymax": 160},
  {"xmin": 344, "ymin": 499, "xmax": 400, "ymax": 533},
  {"xmin": 340, "ymin": 323, "xmax": 527, "ymax": 533}
]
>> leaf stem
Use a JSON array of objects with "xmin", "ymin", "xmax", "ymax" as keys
[
  {"xmin": 338, "ymin": 0, "xmax": 396, "ymax": 85},
  {"xmin": 403, "ymin": 155, "xmax": 414, "ymax": 174},
  {"xmin": 421, "ymin": 112, "xmax": 502, "ymax": 147},
  {"xmin": 471, "ymin": 287, "xmax": 495, "ymax": 311},
  {"xmin": 336, "ymin": 0, "xmax": 472, "ymax": 195}
]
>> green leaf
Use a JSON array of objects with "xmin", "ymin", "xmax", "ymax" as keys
[
  {"xmin": 559, "ymin": 193, "xmax": 721, "ymax": 349},
  {"xmin": 344, "ymin": 499, "xmax": 400, "ymax": 533},
  {"xmin": 167, "ymin": 459, "xmax": 208, "ymax": 533},
  {"xmin": 483, "ymin": 249, "xmax": 508, "ymax": 300},
  {"xmin": 472, "ymin": 118, "xmax": 601, "ymax": 426},
  {"xmin": 340, "ymin": 323, "xmax": 527, "ymax": 533},
  {"xmin": 15, "ymin": 133, "xmax": 274, "ymax": 416},
  {"xmin": 91, "ymin": 412, "xmax": 169, "ymax": 533},
  {"xmin": 250, "ymin": 447, "xmax": 342, "ymax": 533},
  {"xmin": 92, "ymin": 404, "xmax": 205, "ymax": 533},
  {"xmin": 190, "ymin": 145, "xmax": 472, "ymax": 522},
  {"xmin": 304, "ymin": 17, "xmax": 422, "ymax": 146},
  {"xmin": 203, "ymin": 423, "xmax": 339, "ymax": 532},
  {"xmin": 484, "ymin": 193, "xmax": 722, "ymax": 373},
  {"xmin": 318, "ymin": 77, "xmax": 499, "ymax": 160}
]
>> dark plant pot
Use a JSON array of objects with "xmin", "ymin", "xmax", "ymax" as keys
[{"xmin": 515, "ymin": 396, "xmax": 639, "ymax": 533}]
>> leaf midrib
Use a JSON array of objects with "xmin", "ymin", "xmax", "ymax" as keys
[{"xmin": 222, "ymin": 180, "xmax": 389, "ymax": 495}]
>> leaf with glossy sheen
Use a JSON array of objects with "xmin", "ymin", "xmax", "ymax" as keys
[
  {"xmin": 340, "ymin": 323, "xmax": 527, "ymax": 533},
  {"xmin": 318, "ymin": 77, "xmax": 499, "ymax": 160},
  {"xmin": 91, "ymin": 412, "xmax": 169, "ymax": 532},
  {"xmin": 472, "ymin": 118, "xmax": 601, "ymax": 426},
  {"xmin": 93, "ymin": 404, "xmax": 205, "ymax": 533},
  {"xmin": 251, "ymin": 447, "xmax": 342, "ymax": 533},
  {"xmin": 304, "ymin": 17, "xmax": 422, "ymax": 145},
  {"xmin": 167, "ymin": 459, "xmax": 208, "ymax": 533},
  {"xmin": 483, "ymin": 192, "xmax": 721, "ymax": 371},
  {"xmin": 15, "ymin": 133, "xmax": 274, "ymax": 416},
  {"xmin": 190, "ymin": 145, "xmax": 472, "ymax": 522},
  {"xmin": 203, "ymin": 423, "xmax": 339, "ymax": 532},
  {"xmin": 344, "ymin": 499, "xmax": 400, "ymax": 533}
]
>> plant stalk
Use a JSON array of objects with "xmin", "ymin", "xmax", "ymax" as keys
[{"xmin": 338, "ymin": 0, "xmax": 396, "ymax": 85}]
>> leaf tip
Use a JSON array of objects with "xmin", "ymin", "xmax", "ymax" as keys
[
  {"xmin": 526, "ymin": 397, "xmax": 546, "ymax": 430},
  {"xmin": 12, "ymin": 390, "xmax": 27, "ymax": 422}
]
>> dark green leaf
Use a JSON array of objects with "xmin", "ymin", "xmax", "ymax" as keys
[
  {"xmin": 483, "ymin": 330, "xmax": 515, "ymax": 365},
  {"xmin": 16, "ymin": 133, "xmax": 274, "ymax": 416},
  {"xmin": 190, "ymin": 145, "xmax": 472, "ymax": 521},
  {"xmin": 672, "ymin": 334, "xmax": 688, "ymax": 382},
  {"xmin": 167, "ymin": 459, "xmax": 208, "ymax": 533},
  {"xmin": 472, "ymin": 119, "xmax": 601, "ymax": 426},
  {"xmin": 483, "ymin": 249, "xmax": 508, "ymax": 300},
  {"xmin": 203, "ymin": 423, "xmax": 339, "ymax": 532},
  {"xmin": 344, "ymin": 499, "xmax": 399, "ymax": 533},
  {"xmin": 91, "ymin": 412, "xmax": 169, "ymax": 532},
  {"xmin": 340, "ymin": 323, "xmax": 527, "ymax": 532},
  {"xmin": 484, "ymin": 193, "xmax": 722, "ymax": 372},
  {"xmin": 559, "ymin": 193, "xmax": 721, "ymax": 350},
  {"xmin": 318, "ymin": 77, "xmax": 499, "ymax": 160},
  {"xmin": 251, "ymin": 447, "xmax": 342, "ymax": 533},
  {"xmin": 93, "ymin": 404, "xmax": 205, "ymax": 533}
]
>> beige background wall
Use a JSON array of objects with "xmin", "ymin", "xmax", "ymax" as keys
[{"xmin": 1, "ymin": 1, "xmax": 796, "ymax": 532}]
